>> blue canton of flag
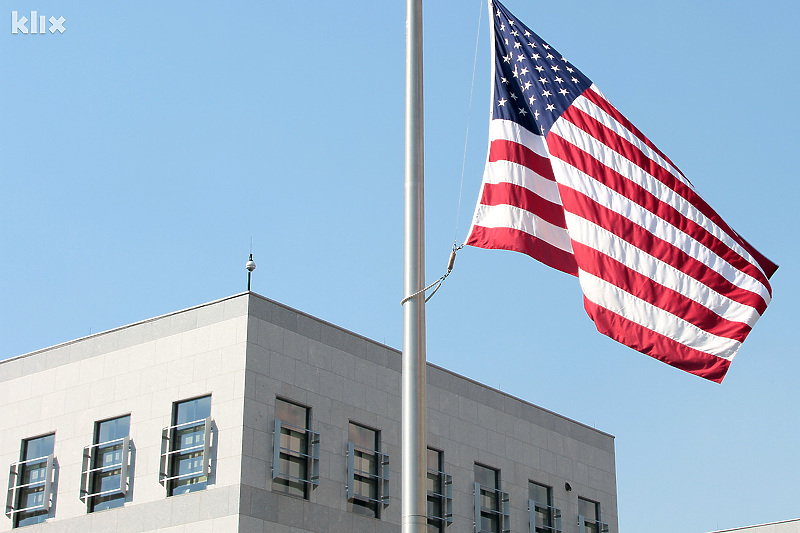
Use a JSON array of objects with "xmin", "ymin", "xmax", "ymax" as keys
[{"xmin": 491, "ymin": 1, "xmax": 591, "ymax": 137}]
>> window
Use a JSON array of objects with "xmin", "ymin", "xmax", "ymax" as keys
[
  {"xmin": 6, "ymin": 434, "xmax": 56, "ymax": 528},
  {"xmin": 473, "ymin": 464, "xmax": 509, "ymax": 533},
  {"xmin": 346, "ymin": 422, "xmax": 388, "ymax": 518},
  {"xmin": 81, "ymin": 415, "xmax": 132, "ymax": 512},
  {"xmin": 426, "ymin": 448, "xmax": 452, "ymax": 532},
  {"xmin": 529, "ymin": 481, "xmax": 561, "ymax": 533},
  {"xmin": 578, "ymin": 497, "xmax": 608, "ymax": 533},
  {"xmin": 160, "ymin": 396, "xmax": 212, "ymax": 496},
  {"xmin": 272, "ymin": 399, "xmax": 319, "ymax": 498}
]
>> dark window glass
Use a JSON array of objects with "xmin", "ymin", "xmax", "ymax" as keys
[
  {"xmin": 89, "ymin": 416, "xmax": 130, "ymax": 512},
  {"xmin": 273, "ymin": 399, "xmax": 309, "ymax": 498},
  {"xmin": 14, "ymin": 434, "xmax": 55, "ymax": 528},
  {"xmin": 427, "ymin": 448, "xmax": 444, "ymax": 532},
  {"xmin": 579, "ymin": 497, "xmax": 600, "ymax": 533},
  {"xmin": 475, "ymin": 464, "xmax": 500, "ymax": 533},
  {"xmin": 169, "ymin": 396, "xmax": 211, "ymax": 496},
  {"xmin": 529, "ymin": 481, "xmax": 553, "ymax": 532},
  {"xmin": 349, "ymin": 423, "xmax": 380, "ymax": 518}
]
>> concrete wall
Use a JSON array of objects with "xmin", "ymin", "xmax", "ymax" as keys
[{"xmin": 0, "ymin": 295, "xmax": 249, "ymax": 532}]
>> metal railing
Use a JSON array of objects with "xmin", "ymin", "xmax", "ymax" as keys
[
  {"xmin": 5, "ymin": 455, "xmax": 54, "ymax": 518},
  {"xmin": 271, "ymin": 419, "xmax": 320, "ymax": 488},
  {"xmin": 159, "ymin": 417, "xmax": 212, "ymax": 484},
  {"xmin": 80, "ymin": 436, "xmax": 131, "ymax": 502},
  {"xmin": 346, "ymin": 442, "xmax": 389, "ymax": 506}
]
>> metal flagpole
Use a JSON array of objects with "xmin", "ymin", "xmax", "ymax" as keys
[{"xmin": 402, "ymin": 0, "xmax": 427, "ymax": 531}]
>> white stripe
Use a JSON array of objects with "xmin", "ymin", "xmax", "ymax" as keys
[
  {"xmin": 489, "ymin": 119, "xmax": 548, "ymax": 158},
  {"xmin": 574, "ymin": 86, "xmax": 690, "ymax": 187},
  {"xmin": 564, "ymin": 212, "xmax": 762, "ymax": 326},
  {"xmin": 472, "ymin": 204, "xmax": 573, "ymax": 253},
  {"xmin": 550, "ymin": 156, "xmax": 772, "ymax": 304},
  {"xmin": 561, "ymin": 93, "xmax": 769, "ymax": 282},
  {"xmin": 579, "ymin": 270, "xmax": 741, "ymax": 361},
  {"xmin": 483, "ymin": 159, "xmax": 563, "ymax": 206}
]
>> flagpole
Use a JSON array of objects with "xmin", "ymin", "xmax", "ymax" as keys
[{"xmin": 402, "ymin": 0, "xmax": 427, "ymax": 530}]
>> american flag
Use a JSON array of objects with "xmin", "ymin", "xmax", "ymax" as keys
[{"xmin": 466, "ymin": 0, "xmax": 777, "ymax": 382}]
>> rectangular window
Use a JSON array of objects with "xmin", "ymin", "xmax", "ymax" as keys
[
  {"xmin": 272, "ymin": 398, "xmax": 319, "ymax": 498},
  {"xmin": 81, "ymin": 415, "xmax": 131, "ymax": 512},
  {"xmin": 578, "ymin": 497, "xmax": 608, "ymax": 533},
  {"xmin": 6, "ymin": 434, "xmax": 55, "ymax": 528},
  {"xmin": 474, "ymin": 464, "xmax": 510, "ymax": 533},
  {"xmin": 529, "ymin": 481, "xmax": 561, "ymax": 533},
  {"xmin": 346, "ymin": 422, "xmax": 388, "ymax": 518},
  {"xmin": 426, "ymin": 448, "xmax": 452, "ymax": 532},
  {"xmin": 160, "ymin": 396, "xmax": 212, "ymax": 496}
]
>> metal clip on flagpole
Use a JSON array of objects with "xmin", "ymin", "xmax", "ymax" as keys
[{"xmin": 400, "ymin": 243, "xmax": 463, "ymax": 306}]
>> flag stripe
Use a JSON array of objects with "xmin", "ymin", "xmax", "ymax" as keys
[
  {"xmin": 489, "ymin": 139, "xmax": 555, "ymax": 181},
  {"xmin": 470, "ymin": 203, "xmax": 573, "ymax": 253},
  {"xmin": 482, "ymin": 159, "xmax": 564, "ymax": 205},
  {"xmin": 563, "ymin": 96, "xmax": 778, "ymax": 282},
  {"xmin": 559, "ymin": 185, "xmax": 769, "ymax": 314},
  {"xmin": 583, "ymin": 297, "xmax": 731, "ymax": 383},
  {"xmin": 480, "ymin": 182, "xmax": 568, "ymax": 230},
  {"xmin": 578, "ymin": 270, "xmax": 742, "ymax": 360},
  {"xmin": 467, "ymin": 225, "xmax": 578, "ymax": 275},
  {"xmin": 564, "ymin": 212, "xmax": 761, "ymax": 326},
  {"xmin": 572, "ymin": 241, "xmax": 751, "ymax": 341},
  {"xmin": 546, "ymin": 128, "xmax": 772, "ymax": 300}
]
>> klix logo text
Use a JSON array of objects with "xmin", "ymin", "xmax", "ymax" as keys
[{"xmin": 11, "ymin": 11, "xmax": 66, "ymax": 34}]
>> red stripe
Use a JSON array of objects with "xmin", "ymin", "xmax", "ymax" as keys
[
  {"xmin": 558, "ymin": 185, "xmax": 769, "ymax": 314},
  {"xmin": 561, "ymin": 102, "xmax": 777, "ymax": 288},
  {"xmin": 467, "ymin": 225, "xmax": 578, "ymax": 276},
  {"xmin": 489, "ymin": 139, "xmax": 555, "ymax": 181},
  {"xmin": 546, "ymin": 133, "xmax": 772, "ymax": 296},
  {"xmin": 572, "ymin": 242, "xmax": 751, "ymax": 342},
  {"xmin": 581, "ymin": 88, "xmax": 686, "ymax": 182},
  {"xmin": 583, "ymin": 298, "xmax": 731, "ymax": 383},
  {"xmin": 480, "ymin": 182, "xmax": 568, "ymax": 230}
]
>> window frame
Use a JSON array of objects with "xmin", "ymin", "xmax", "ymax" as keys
[
  {"xmin": 346, "ymin": 422, "xmax": 389, "ymax": 518},
  {"xmin": 271, "ymin": 399, "xmax": 320, "ymax": 498},
  {"xmin": 473, "ymin": 464, "xmax": 510, "ymax": 533},
  {"xmin": 6, "ymin": 434, "xmax": 56, "ymax": 528},
  {"xmin": 159, "ymin": 396, "xmax": 213, "ymax": 496},
  {"xmin": 80, "ymin": 415, "xmax": 132, "ymax": 512},
  {"xmin": 578, "ymin": 497, "xmax": 609, "ymax": 533},
  {"xmin": 426, "ymin": 447, "xmax": 452, "ymax": 531},
  {"xmin": 528, "ymin": 481, "xmax": 561, "ymax": 533}
]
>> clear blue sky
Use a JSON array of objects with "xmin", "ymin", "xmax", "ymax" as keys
[{"xmin": 2, "ymin": 1, "xmax": 797, "ymax": 531}]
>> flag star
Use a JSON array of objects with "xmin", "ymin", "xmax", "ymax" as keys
[
  {"xmin": 558, "ymin": 88, "xmax": 569, "ymax": 95},
  {"xmin": 512, "ymin": 66, "xmax": 520, "ymax": 78},
  {"xmin": 571, "ymin": 77, "xmax": 579, "ymax": 84},
  {"xmin": 508, "ymin": 19, "xmax": 515, "ymax": 25},
  {"xmin": 520, "ymin": 67, "xmax": 529, "ymax": 76},
  {"xmin": 518, "ymin": 107, "xmax": 527, "ymax": 115},
  {"xmin": 503, "ymin": 54, "xmax": 512, "ymax": 63},
  {"xmin": 554, "ymin": 76, "xmax": 564, "ymax": 83},
  {"xmin": 528, "ymin": 95, "xmax": 536, "ymax": 105},
  {"xmin": 535, "ymin": 65, "xmax": 544, "ymax": 72},
  {"xmin": 504, "ymin": 38, "xmax": 509, "ymax": 45},
  {"xmin": 534, "ymin": 110, "xmax": 540, "ymax": 119},
  {"xmin": 550, "ymin": 65, "xmax": 560, "ymax": 72},
  {"xmin": 546, "ymin": 103, "xmax": 556, "ymax": 111},
  {"xmin": 546, "ymin": 53, "xmax": 555, "ymax": 60},
  {"xmin": 498, "ymin": 98, "xmax": 507, "ymax": 106},
  {"xmin": 542, "ymin": 90, "xmax": 552, "ymax": 97},
  {"xmin": 509, "ymin": 92, "xmax": 518, "ymax": 100},
  {"xmin": 501, "ymin": 77, "xmax": 508, "ymax": 84},
  {"xmin": 542, "ymin": 43, "xmax": 550, "ymax": 49},
  {"xmin": 500, "ymin": 23, "xmax": 505, "ymax": 31},
  {"xmin": 528, "ymin": 42, "xmax": 537, "ymax": 48},
  {"xmin": 561, "ymin": 56, "xmax": 568, "ymax": 62},
  {"xmin": 496, "ymin": 8, "xmax": 501, "ymax": 17},
  {"xmin": 517, "ymin": 54, "xmax": 526, "ymax": 62},
  {"xmin": 539, "ymin": 77, "xmax": 548, "ymax": 84},
  {"xmin": 514, "ymin": 41, "xmax": 522, "ymax": 49},
  {"xmin": 531, "ymin": 53, "xmax": 540, "ymax": 60},
  {"xmin": 511, "ymin": 30, "xmax": 519, "ymax": 37},
  {"xmin": 524, "ymin": 30, "xmax": 531, "ymax": 37},
  {"xmin": 523, "ymin": 81, "xmax": 532, "ymax": 90}
]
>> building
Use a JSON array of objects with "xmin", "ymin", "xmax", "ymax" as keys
[
  {"xmin": 0, "ymin": 292, "xmax": 618, "ymax": 532},
  {"xmin": 709, "ymin": 520, "xmax": 800, "ymax": 533}
]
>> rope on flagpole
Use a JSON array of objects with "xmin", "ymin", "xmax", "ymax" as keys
[{"xmin": 400, "ymin": 243, "xmax": 464, "ymax": 306}]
